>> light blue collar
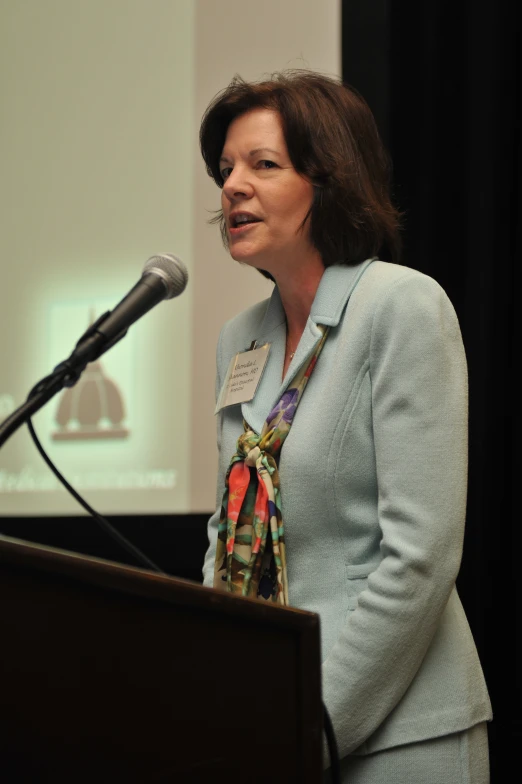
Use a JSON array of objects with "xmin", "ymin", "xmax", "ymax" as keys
[{"xmin": 241, "ymin": 258, "xmax": 376, "ymax": 433}]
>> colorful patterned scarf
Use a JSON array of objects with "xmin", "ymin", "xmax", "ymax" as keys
[{"xmin": 213, "ymin": 325, "xmax": 329, "ymax": 605}]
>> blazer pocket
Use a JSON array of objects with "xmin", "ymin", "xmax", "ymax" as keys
[{"xmin": 345, "ymin": 559, "xmax": 380, "ymax": 610}]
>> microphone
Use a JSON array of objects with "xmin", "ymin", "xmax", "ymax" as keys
[
  {"xmin": 0, "ymin": 253, "xmax": 188, "ymax": 448},
  {"xmin": 54, "ymin": 253, "xmax": 188, "ymax": 386}
]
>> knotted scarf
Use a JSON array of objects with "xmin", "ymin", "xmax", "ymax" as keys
[{"xmin": 213, "ymin": 325, "xmax": 329, "ymax": 605}]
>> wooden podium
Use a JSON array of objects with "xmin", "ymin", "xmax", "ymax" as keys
[{"xmin": 0, "ymin": 534, "xmax": 323, "ymax": 783}]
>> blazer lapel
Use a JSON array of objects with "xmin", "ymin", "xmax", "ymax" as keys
[{"xmin": 241, "ymin": 258, "xmax": 376, "ymax": 433}]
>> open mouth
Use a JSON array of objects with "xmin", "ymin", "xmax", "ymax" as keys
[{"xmin": 230, "ymin": 213, "xmax": 262, "ymax": 229}]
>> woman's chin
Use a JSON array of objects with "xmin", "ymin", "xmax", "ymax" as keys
[
  {"xmin": 228, "ymin": 242, "xmax": 277, "ymax": 276},
  {"xmin": 230, "ymin": 247, "xmax": 264, "ymax": 267}
]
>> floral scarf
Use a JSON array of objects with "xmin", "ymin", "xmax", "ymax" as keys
[{"xmin": 213, "ymin": 325, "xmax": 329, "ymax": 605}]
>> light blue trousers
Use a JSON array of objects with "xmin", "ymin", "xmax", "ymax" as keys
[{"xmin": 325, "ymin": 722, "xmax": 490, "ymax": 784}]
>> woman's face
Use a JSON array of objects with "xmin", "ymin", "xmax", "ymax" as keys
[{"xmin": 219, "ymin": 108, "xmax": 318, "ymax": 278}]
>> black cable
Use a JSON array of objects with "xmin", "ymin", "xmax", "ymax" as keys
[
  {"xmin": 323, "ymin": 702, "xmax": 341, "ymax": 783},
  {"xmin": 26, "ymin": 418, "xmax": 164, "ymax": 574}
]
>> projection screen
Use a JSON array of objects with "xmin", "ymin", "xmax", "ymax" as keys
[{"xmin": 0, "ymin": 0, "xmax": 340, "ymax": 516}]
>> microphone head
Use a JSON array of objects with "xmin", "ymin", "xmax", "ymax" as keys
[{"xmin": 142, "ymin": 253, "xmax": 188, "ymax": 299}]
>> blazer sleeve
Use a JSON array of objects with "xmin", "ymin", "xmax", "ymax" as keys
[{"xmin": 321, "ymin": 272, "xmax": 469, "ymax": 756}]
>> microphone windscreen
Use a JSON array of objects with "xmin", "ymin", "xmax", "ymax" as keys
[{"xmin": 142, "ymin": 253, "xmax": 188, "ymax": 299}]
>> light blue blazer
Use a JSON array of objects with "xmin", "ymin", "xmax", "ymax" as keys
[{"xmin": 203, "ymin": 259, "xmax": 492, "ymax": 757}]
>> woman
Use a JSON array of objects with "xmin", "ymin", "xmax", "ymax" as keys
[{"xmin": 200, "ymin": 71, "xmax": 492, "ymax": 782}]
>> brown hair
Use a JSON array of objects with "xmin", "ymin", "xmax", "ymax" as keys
[{"xmin": 200, "ymin": 70, "xmax": 402, "ymax": 271}]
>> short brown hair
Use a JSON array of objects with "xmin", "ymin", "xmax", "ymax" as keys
[{"xmin": 199, "ymin": 70, "xmax": 402, "ymax": 270}]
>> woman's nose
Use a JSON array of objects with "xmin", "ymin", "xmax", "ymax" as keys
[{"xmin": 222, "ymin": 165, "xmax": 254, "ymax": 200}]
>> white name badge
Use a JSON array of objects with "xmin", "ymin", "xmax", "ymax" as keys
[{"xmin": 215, "ymin": 343, "xmax": 271, "ymax": 413}]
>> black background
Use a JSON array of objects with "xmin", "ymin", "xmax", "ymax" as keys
[{"xmin": 341, "ymin": 0, "xmax": 520, "ymax": 779}]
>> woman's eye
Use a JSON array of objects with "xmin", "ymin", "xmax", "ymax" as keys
[
  {"xmin": 220, "ymin": 167, "xmax": 233, "ymax": 180},
  {"xmin": 258, "ymin": 160, "xmax": 277, "ymax": 170}
]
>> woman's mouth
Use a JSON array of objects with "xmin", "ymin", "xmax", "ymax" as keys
[{"xmin": 229, "ymin": 212, "xmax": 263, "ymax": 235}]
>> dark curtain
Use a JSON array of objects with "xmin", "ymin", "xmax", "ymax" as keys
[{"xmin": 342, "ymin": 0, "xmax": 520, "ymax": 779}]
